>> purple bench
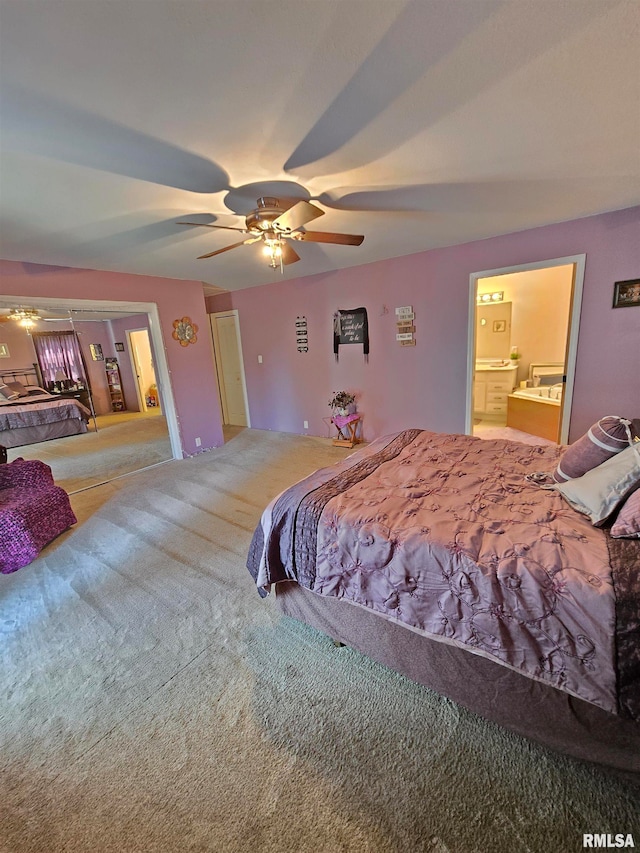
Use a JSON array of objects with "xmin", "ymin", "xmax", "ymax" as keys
[{"xmin": 0, "ymin": 458, "xmax": 76, "ymax": 574}]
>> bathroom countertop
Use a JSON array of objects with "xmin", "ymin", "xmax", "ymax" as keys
[{"xmin": 475, "ymin": 362, "xmax": 519, "ymax": 372}]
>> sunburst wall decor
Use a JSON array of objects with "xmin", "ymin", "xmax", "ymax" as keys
[{"xmin": 172, "ymin": 317, "xmax": 198, "ymax": 347}]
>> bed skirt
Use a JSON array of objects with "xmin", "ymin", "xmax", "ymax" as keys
[
  {"xmin": 0, "ymin": 418, "xmax": 87, "ymax": 449},
  {"xmin": 275, "ymin": 582, "xmax": 640, "ymax": 782}
]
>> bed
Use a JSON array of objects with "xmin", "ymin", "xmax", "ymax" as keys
[
  {"xmin": 0, "ymin": 366, "xmax": 91, "ymax": 449},
  {"xmin": 247, "ymin": 426, "xmax": 640, "ymax": 779}
]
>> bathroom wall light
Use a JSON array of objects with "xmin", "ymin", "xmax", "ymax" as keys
[{"xmin": 477, "ymin": 291, "xmax": 504, "ymax": 303}]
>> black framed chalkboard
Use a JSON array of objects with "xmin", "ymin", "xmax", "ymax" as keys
[{"xmin": 334, "ymin": 308, "xmax": 369, "ymax": 360}]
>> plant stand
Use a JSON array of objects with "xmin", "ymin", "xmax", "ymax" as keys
[{"xmin": 331, "ymin": 413, "xmax": 361, "ymax": 448}]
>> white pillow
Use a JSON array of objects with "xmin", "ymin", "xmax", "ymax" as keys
[{"xmin": 556, "ymin": 443, "xmax": 640, "ymax": 526}]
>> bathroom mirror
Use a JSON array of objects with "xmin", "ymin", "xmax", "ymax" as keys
[{"xmin": 475, "ymin": 302, "xmax": 512, "ymax": 359}]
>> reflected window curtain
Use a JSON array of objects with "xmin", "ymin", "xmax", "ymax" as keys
[{"xmin": 31, "ymin": 331, "xmax": 89, "ymax": 388}]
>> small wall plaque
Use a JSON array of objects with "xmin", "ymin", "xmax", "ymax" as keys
[
  {"xmin": 613, "ymin": 278, "xmax": 640, "ymax": 308},
  {"xmin": 296, "ymin": 315, "xmax": 308, "ymax": 352}
]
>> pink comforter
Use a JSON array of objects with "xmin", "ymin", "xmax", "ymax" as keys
[{"xmin": 248, "ymin": 430, "xmax": 640, "ymax": 717}]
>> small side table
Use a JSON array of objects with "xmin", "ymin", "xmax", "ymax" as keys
[
  {"xmin": 50, "ymin": 389, "xmax": 91, "ymax": 410},
  {"xmin": 331, "ymin": 413, "xmax": 361, "ymax": 448}
]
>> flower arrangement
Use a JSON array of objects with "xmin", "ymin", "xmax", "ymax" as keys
[{"xmin": 328, "ymin": 390, "xmax": 356, "ymax": 415}]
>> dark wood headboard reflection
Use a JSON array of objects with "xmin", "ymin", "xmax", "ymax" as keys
[{"xmin": 0, "ymin": 363, "xmax": 44, "ymax": 388}]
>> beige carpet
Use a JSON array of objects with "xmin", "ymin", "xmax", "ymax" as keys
[
  {"xmin": 8, "ymin": 410, "xmax": 173, "ymax": 493},
  {"xmin": 1, "ymin": 429, "xmax": 637, "ymax": 853},
  {"xmin": 474, "ymin": 423, "xmax": 556, "ymax": 446}
]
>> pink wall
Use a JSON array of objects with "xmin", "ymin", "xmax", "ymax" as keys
[
  {"xmin": 74, "ymin": 321, "xmax": 113, "ymax": 414},
  {"xmin": 0, "ymin": 319, "xmax": 39, "ymax": 372},
  {"xmin": 1, "ymin": 261, "xmax": 224, "ymax": 453},
  {"xmin": 208, "ymin": 206, "xmax": 640, "ymax": 443}
]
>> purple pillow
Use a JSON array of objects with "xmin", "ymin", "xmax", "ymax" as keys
[
  {"xmin": 5, "ymin": 381, "xmax": 28, "ymax": 397},
  {"xmin": 0, "ymin": 383, "xmax": 19, "ymax": 400},
  {"xmin": 553, "ymin": 416, "xmax": 636, "ymax": 483},
  {"xmin": 611, "ymin": 488, "xmax": 640, "ymax": 539}
]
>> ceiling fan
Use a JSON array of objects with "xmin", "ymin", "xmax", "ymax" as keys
[
  {"xmin": 0, "ymin": 307, "xmax": 42, "ymax": 329},
  {"xmin": 0, "ymin": 307, "xmax": 83, "ymax": 327},
  {"xmin": 177, "ymin": 197, "xmax": 364, "ymax": 270}
]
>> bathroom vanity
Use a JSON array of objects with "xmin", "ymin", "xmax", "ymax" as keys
[{"xmin": 473, "ymin": 361, "xmax": 518, "ymax": 420}]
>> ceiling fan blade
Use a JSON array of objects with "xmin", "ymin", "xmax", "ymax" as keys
[
  {"xmin": 197, "ymin": 239, "xmax": 254, "ymax": 259},
  {"xmin": 294, "ymin": 230, "xmax": 364, "ymax": 246},
  {"xmin": 177, "ymin": 221, "xmax": 246, "ymax": 233},
  {"xmin": 273, "ymin": 200, "xmax": 324, "ymax": 233},
  {"xmin": 281, "ymin": 242, "xmax": 301, "ymax": 265}
]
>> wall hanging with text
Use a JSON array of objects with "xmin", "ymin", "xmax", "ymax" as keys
[
  {"xmin": 333, "ymin": 307, "xmax": 369, "ymax": 361},
  {"xmin": 296, "ymin": 316, "xmax": 308, "ymax": 352}
]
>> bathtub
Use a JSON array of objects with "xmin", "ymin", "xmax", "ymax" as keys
[
  {"xmin": 510, "ymin": 386, "xmax": 562, "ymax": 405},
  {"xmin": 507, "ymin": 386, "xmax": 561, "ymax": 441}
]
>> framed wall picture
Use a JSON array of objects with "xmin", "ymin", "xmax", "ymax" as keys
[
  {"xmin": 613, "ymin": 278, "xmax": 640, "ymax": 308},
  {"xmin": 0, "ymin": 343, "xmax": 9, "ymax": 358},
  {"xmin": 493, "ymin": 320, "xmax": 507, "ymax": 332},
  {"xmin": 115, "ymin": 342, "xmax": 125, "ymax": 352},
  {"xmin": 90, "ymin": 343, "xmax": 104, "ymax": 361}
]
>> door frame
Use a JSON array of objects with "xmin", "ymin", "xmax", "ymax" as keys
[
  {"xmin": 465, "ymin": 254, "xmax": 586, "ymax": 444},
  {"xmin": 209, "ymin": 309, "xmax": 250, "ymax": 427},
  {"xmin": 0, "ymin": 294, "xmax": 182, "ymax": 460}
]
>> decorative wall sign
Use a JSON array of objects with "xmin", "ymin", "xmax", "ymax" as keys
[
  {"xmin": 395, "ymin": 305, "xmax": 415, "ymax": 346},
  {"xmin": 333, "ymin": 307, "xmax": 369, "ymax": 361},
  {"xmin": 0, "ymin": 343, "xmax": 9, "ymax": 358},
  {"xmin": 89, "ymin": 343, "xmax": 104, "ymax": 361},
  {"xmin": 172, "ymin": 316, "xmax": 199, "ymax": 346},
  {"xmin": 613, "ymin": 278, "xmax": 640, "ymax": 308},
  {"xmin": 295, "ymin": 315, "xmax": 308, "ymax": 352}
]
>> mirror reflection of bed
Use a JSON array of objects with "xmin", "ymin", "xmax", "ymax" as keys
[{"xmin": 0, "ymin": 307, "xmax": 172, "ymax": 493}]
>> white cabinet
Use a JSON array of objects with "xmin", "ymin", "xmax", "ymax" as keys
[{"xmin": 474, "ymin": 367, "xmax": 517, "ymax": 419}]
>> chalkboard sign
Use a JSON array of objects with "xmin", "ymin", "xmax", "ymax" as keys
[{"xmin": 334, "ymin": 307, "xmax": 369, "ymax": 360}]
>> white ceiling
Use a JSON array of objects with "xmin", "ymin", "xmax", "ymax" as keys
[{"xmin": 1, "ymin": 0, "xmax": 639, "ymax": 294}]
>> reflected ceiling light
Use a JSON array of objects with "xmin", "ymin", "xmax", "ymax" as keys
[
  {"xmin": 9, "ymin": 307, "xmax": 40, "ymax": 328},
  {"xmin": 477, "ymin": 291, "xmax": 504, "ymax": 303}
]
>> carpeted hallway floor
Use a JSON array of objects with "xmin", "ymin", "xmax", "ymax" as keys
[{"xmin": 1, "ymin": 429, "xmax": 638, "ymax": 852}]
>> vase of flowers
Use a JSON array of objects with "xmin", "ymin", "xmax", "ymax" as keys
[{"xmin": 328, "ymin": 390, "xmax": 356, "ymax": 417}]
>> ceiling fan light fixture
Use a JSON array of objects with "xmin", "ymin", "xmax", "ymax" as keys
[
  {"xmin": 263, "ymin": 237, "xmax": 284, "ymax": 269},
  {"xmin": 10, "ymin": 307, "xmax": 40, "ymax": 328},
  {"xmin": 181, "ymin": 196, "xmax": 362, "ymax": 272}
]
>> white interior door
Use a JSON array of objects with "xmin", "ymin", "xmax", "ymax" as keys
[{"xmin": 210, "ymin": 311, "xmax": 249, "ymax": 427}]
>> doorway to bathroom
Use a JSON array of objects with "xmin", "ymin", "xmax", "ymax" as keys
[
  {"xmin": 127, "ymin": 328, "xmax": 160, "ymax": 414},
  {"xmin": 465, "ymin": 255, "xmax": 585, "ymax": 445}
]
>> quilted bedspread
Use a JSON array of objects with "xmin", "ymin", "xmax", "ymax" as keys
[{"xmin": 248, "ymin": 430, "xmax": 640, "ymax": 719}]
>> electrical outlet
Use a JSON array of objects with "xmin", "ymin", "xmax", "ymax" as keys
[
  {"xmin": 303, "ymin": 420, "xmax": 309, "ymax": 430},
  {"xmin": 195, "ymin": 437, "xmax": 201, "ymax": 447},
  {"xmin": 258, "ymin": 354, "xmax": 263, "ymax": 363}
]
